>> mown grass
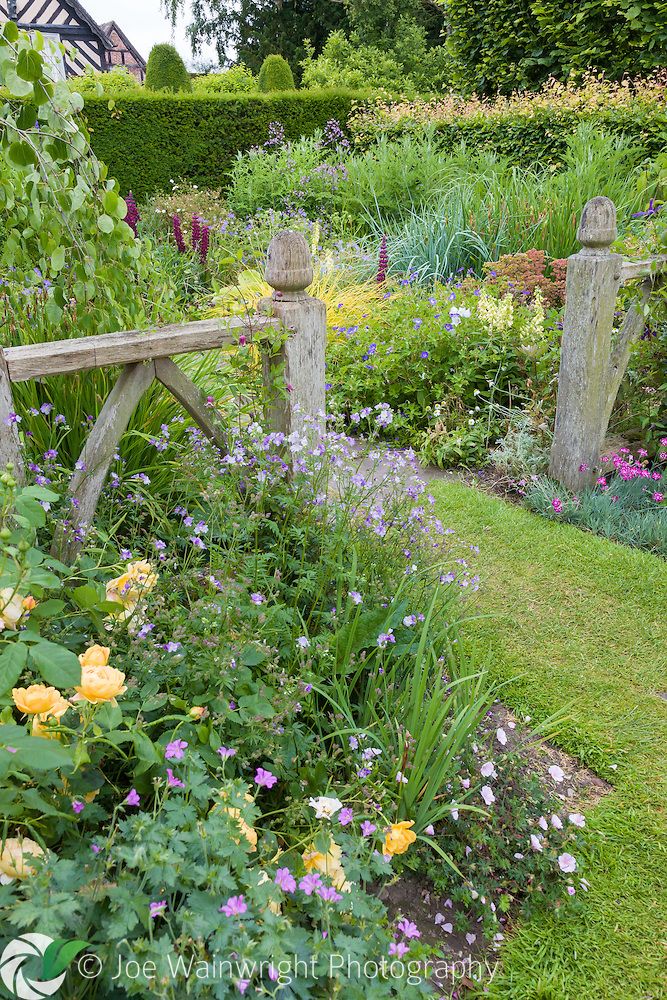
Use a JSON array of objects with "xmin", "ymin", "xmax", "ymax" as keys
[{"xmin": 432, "ymin": 482, "xmax": 666, "ymax": 1000}]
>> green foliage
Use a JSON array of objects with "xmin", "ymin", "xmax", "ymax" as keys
[
  {"xmin": 301, "ymin": 31, "xmax": 416, "ymax": 95},
  {"xmin": 257, "ymin": 53, "xmax": 296, "ymax": 92},
  {"xmin": 162, "ymin": 0, "xmax": 350, "ymax": 78},
  {"xmin": 0, "ymin": 24, "xmax": 145, "ymax": 332},
  {"xmin": 81, "ymin": 90, "xmax": 364, "ymax": 197},
  {"xmin": 69, "ymin": 65, "xmax": 141, "ymax": 95},
  {"xmin": 191, "ymin": 65, "xmax": 257, "ymax": 93},
  {"xmin": 442, "ymin": 0, "xmax": 667, "ymax": 94},
  {"xmin": 327, "ymin": 280, "xmax": 561, "ymax": 468},
  {"xmin": 145, "ymin": 42, "xmax": 192, "ymax": 93}
]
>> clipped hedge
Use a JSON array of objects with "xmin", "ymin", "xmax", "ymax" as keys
[{"xmin": 83, "ymin": 90, "xmax": 366, "ymax": 198}]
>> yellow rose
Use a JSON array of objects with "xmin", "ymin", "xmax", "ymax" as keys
[
  {"xmin": 0, "ymin": 837, "xmax": 44, "ymax": 880},
  {"xmin": 383, "ymin": 821, "xmax": 417, "ymax": 857},
  {"xmin": 79, "ymin": 645, "xmax": 111, "ymax": 668},
  {"xmin": 22, "ymin": 596, "xmax": 38, "ymax": 611},
  {"xmin": 302, "ymin": 839, "xmax": 351, "ymax": 891},
  {"xmin": 0, "ymin": 588, "xmax": 26, "ymax": 631},
  {"xmin": 75, "ymin": 664, "xmax": 127, "ymax": 704},
  {"xmin": 31, "ymin": 695, "xmax": 71, "ymax": 738},
  {"xmin": 126, "ymin": 561, "xmax": 158, "ymax": 591},
  {"xmin": 189, "ymin": 706, "xmax": 206, "ymax": 720},
  {"xmin": 12, "ymin": 685, "xmax": 66, "ymax": 716}
]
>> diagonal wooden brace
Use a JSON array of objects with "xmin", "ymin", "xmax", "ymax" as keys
[
  {"xmin": 52, "ymin": 361, "xmax": 156, "ymax": 563},
  {"xmin": 154, "ymin": 357, "xmax": 228, "ymax": 453}
]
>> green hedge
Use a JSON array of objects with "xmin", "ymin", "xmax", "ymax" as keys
[
  {"xmin": 351, "ymin": 103, "xmax": 667, "ymax": 166},
  {"xmin": 443, "ymin": 0, "xmax": 667, "ymax": 94},
  {"xmin": 83, "ymin": 90, "xmax": 366, "ymax": 198}
]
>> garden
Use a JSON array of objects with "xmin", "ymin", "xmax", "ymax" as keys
[{"xmin": 0, "ymin": 8, "xmax": 666, "ymax": 1000}]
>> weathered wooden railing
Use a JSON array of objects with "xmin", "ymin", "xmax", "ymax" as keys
[
  {"xmin": 549, "ymin": 196, "xmax": 667, "ymax": 490},
  {"xmin": 0, "ymin": 231, "xmax": 326, "ymax": 560}
]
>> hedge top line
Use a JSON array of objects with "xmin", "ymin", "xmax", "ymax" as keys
[{"xmin": 77, "ymin": 87, "xmax": 372, "ymax": 106}]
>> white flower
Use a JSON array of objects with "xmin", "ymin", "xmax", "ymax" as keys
[
  {"xmin": 537, "ymin": 816, "xmax": 548, "ymax": 831},
  {"xmin": 568, "ymin": 813, "xmax": 586, "ymax": 828},
  {"xmin": 308, "ymin": 796, "xmax": 343, "ymax": 820},
  {"xmin": 551, "ymin": 814, "xmax": 563, "ymax": 830},
  {"xmin": 396, "ymin": 771, "xmax": 408, "ymax": 784},
  {"xmin": 530, "ymin": 834, "xmax": 543, "ymax": 852},
  {"xmin": 480, "ymin": 785, "xmax": 495, "ymax": 806},
  {"xmin": 558, "ymin": 853, "xmax": 577, "ymax": 873},
  {"xmin": 424, "ymin": 824, "xmax": 435, "ymax": 836},
  {"xmin": 297, "ymin": 636, "xmax": 310, "ymax": 649},
  {"xmin": 548, "ymin": 765, "xmax": 565, "ymax": 783},
  {"xmin": 480, "ymin": 761, "xmax": 497, "ymax": 779},
  {"xmin": 496, "ymin": 728, "xmax": 508, "ymax": 746}
]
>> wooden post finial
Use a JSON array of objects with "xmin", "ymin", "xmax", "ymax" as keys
[
  {"xmin": 577, "ymin": 196, "xmax": 617, "ymax": 251},
  {"xmin": 265, "ymin": 231, "xmax": 313, "ymax": 300}
]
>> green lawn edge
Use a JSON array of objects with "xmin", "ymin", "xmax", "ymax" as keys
[{"xmin": 431, "ymin": 481, "xmax": 667, "ymax": 1000}]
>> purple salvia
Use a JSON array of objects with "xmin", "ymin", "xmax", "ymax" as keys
[
  {"xmin": 173, "ymin": 214, "xmax": 186, "ymax": 253},
  {"xmin": 191, "ymin": 214, "xmax": 201, "ymax": 251},
  {"xmin": 377, "ymin": 235, "xmax": 388, "ymax": 284},
  {"xmin": 199, "ymin": 225, "xmax": 210, "ymax": 264},
  {"xmin": 125, "ymin": 191, "xmax": 140, "ymax": 236}
]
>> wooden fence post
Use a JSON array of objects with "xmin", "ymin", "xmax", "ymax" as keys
[
  {"xmin": 548, "ymin": 197, "xmax": 623, "ymax": 491},
  {"xmin": 0, "ymin": 348, "xmax": 25, "ymax": 484},
  {"xmin": 260, "ymin": 231, "xmax": 327, "ymax": 438}
]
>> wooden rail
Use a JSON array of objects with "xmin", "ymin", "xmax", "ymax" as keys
[
  {"xmin": 0, "ymin": 231, "xmax": 326, "ymax": 561},
  {"xmin": 549, "ymin": 197, "xmax": 666, "ymax": 491},
  {"xmin": 2, "ymin": 316, "xmax": 273, "ymax": 383}
]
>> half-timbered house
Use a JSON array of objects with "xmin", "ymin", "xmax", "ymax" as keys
[{"xmin": 0, "ymin": 1, "xmax": 145, "ymax": 80}]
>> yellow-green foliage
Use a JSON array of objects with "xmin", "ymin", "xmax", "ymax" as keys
[{"xmin": 208, "ymin": 259, "xmax": 387, "ymax": 337}]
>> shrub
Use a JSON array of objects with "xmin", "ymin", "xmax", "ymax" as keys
[
  {"xmin": 442, "ymin": 0, "xmax": 667, "ymax": 94},
  {"xmin": 82, "ymin": 90, "xmax": 364, "ymax": 197},
  {"xmin": 301, "ymin": 31, "xmax": 418, "ymax": 96},
  {"xmin": 349, "ymin": 75, "xmax": 667, "ymax": 166},
  {"xmin": 145, "ymin": 42, "xmax": 193, "ymax": 93},
  {"xmin": 191, "ymin": 65, "xmax": 257, "ymax": 94},
  {"xmin": 258, "ymin": 54, "xmax": 296, "ymax": 92},
  {"xmin": 69, "ymin": 65, "xmax": 141, "ymax": 95}
]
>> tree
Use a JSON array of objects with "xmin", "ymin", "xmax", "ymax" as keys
[{"xmin": 161, "ymin": 0, "xmax": 350, "ymax": 77}]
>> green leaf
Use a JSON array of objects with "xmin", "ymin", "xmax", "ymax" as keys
[
  {"xmin": 0, "ymin": 731, "xmax": 73, "ymax": 772},
  {"xmin": 3, "ymin": 67, "xmax": 32, "ymax": 96},
  {"xmin": 7, "ymin": 141, "xmax": 38, "ymax": 168},
  {"xmin": 17, "ymin": 48, "xmax": 43, "ymax": 82},
  {"xmin": 72, "ymin": 584, "xmax": 102, "ymax": 610},
  {"xmin": 30, "ymin": 640, "xmax": 81, "ymax": 688},
  {"xmin": 239, "ymin": 645, "xmax": 267, "ymax": 667},
  {"xmin": 51, "ymin": 246, "xmax": 66, "ymax": 273},
  {"xmin": 30, "ymin": 599, "xmax": 66, "ymax": 619},
  {"xmin": 97, "ymin": 214, "xmax": 114, "ymax": 234},
  {"xmin": 0, "ymin": 643, "xmax": 28, "ymax": 695},
  {"xmin": 3, "ymin": 19, "xmax": 19, "ymax": 42}
]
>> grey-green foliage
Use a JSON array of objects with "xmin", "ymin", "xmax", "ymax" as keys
[{"xmin": 524, "ymin": 476, "xmax": 667, "ymax": 556}]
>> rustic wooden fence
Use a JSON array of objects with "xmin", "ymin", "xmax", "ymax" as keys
[
  {"xmin": 0, "ymin": 231, "xmax": 326, "ymax": 561},
  {"xmin": 549, "ymin": 196, "xmax": 667, "ymax": 490}
]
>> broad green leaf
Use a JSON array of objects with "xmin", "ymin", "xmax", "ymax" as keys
[
  {"xmin": 30, "ymin": 640, "xmax": 81, "ymax": 688},
  {"xmin": 0, "ymin": 644, "xmax": 28, "ymax": 695},
  {"xmin": 97, "ymin": 214, "xmax": 114, "ymax": 234}
]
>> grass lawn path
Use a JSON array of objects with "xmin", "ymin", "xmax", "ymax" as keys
[{"xmin": 431, "ymin": 482, "xmax": 667, "ymax": 1000}]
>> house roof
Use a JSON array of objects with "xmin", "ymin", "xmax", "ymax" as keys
[
  {"xmin": 65, "ymin": 1, "xmax": 115, "ymax": 49},
  {"xmin": 99, "ymin": 19, "xmax": 146, "ymax": 68}
]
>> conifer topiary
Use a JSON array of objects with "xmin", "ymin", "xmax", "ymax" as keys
[
  {"xmin": 257, "ymin": 54, "xmax": 296, "ymax": 93},
  {"xmin": 145, "ymin": 43, "xmax": 192, "ymax": 93}
]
